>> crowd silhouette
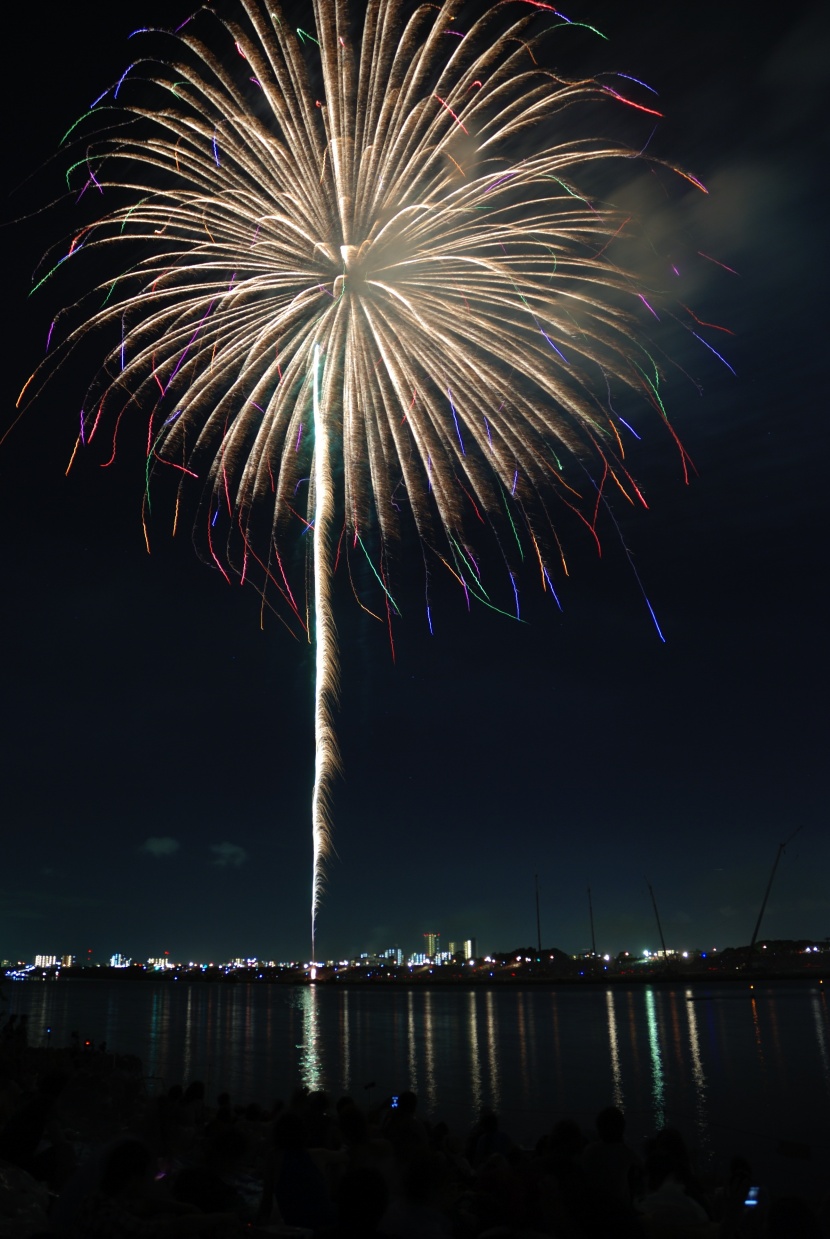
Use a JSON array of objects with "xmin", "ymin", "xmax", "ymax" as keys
[{"xmin": 0, "ymin": 1023, "xmax": 827, "ymax": 1237}]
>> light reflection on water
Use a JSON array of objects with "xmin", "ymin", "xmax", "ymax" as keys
[
  {"xmin": 625, "ymin": 989, "xmax": 643, "ymax": 1104},
  {"xmin": 467, "ymin": 991, "xmax": 482, "ymax": 1116},
  {"xmin": 668, "ymin": 991, "xmax": 685, "ymax": 1077},
  {"xmin": 605, "ymin": 989, "xmax": 623, "ymax": 1110},
  {"xmin": 516, "ymin": 992, "xmax": 529, "ymax": 1102},
  {"xmin": 423, "ymin": 990, "xmax": 436, "ymax": 1114},
  {"xmin": 182, "ymin": 988, "xmax": 194, "ymax": 1088},
  {"xmin": 485, "ymin": 990, "xmax": 501, "ymax": 1115},
  {"xmin": 146, "ymin": 987, "xmax": 171, "ymax": 1089},
  {"xmin": 339, "ymin": 990, "xmax": 350, "ymax": 1096},
  {"xmin": 644, "ymin": 987, "xmax": 665, "ymax": 1129},
  {"xmin": 8, "ymin": 978, "xmax": 828, "ymax": 1189},
  {"xmin": 295, "ymin": 985, "xmax": 322, "ymax": 1093},
  {"xmin": 811, "ymin": 990, "xmax": 830, "ymax": 1099},
  {"xmin": 750, "ymin": 994, "xmax": 767, "ymax": 1084},
  {"xmin": 684, "ymin": 991, "xmax": 710, "ymax": 1162},
  {"xmin": 406, "ymin": 990, "xmax": 418, "ymax": 1096},
  {"xmin": 549, "ymin": 993, "xmax": 563, "ymax": 1106}
]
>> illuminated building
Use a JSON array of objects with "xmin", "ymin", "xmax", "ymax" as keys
[
  {"xmin": 449, "ymin": 938, "xmax": 478, "ymax": 960},
  {"xmin": 34, "ymin": 955, "xmax": 57, "ymax": 968},
  {"xmin": 424, "ymin": 932, "xmax": 440, "ymax": 958}
]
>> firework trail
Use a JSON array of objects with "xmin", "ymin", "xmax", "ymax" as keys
[
  {"xmin": 311, "ymin": 342, "xmax": 339, "ymax": 945},
  {"xmin": 18, "ymin": 0, "xmax": 726, "ymax": 953}
]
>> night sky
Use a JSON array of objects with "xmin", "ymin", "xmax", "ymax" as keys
[{"xmin": 2, "ymin": 1, "xmax": 827, "ymax": 966}]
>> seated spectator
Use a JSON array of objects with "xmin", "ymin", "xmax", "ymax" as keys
[
  {"xmin": 473, "ymin": 1110, "xmax": 515, "ymax": 1167},
  {"xmin": 69, "ymin": 1138, "xmax": 238, "ymax": 1237},
  {"xmin": 380, "ymin": 1150, "xmax": 452, "ymax": 1239},
  {"xmin": 382, "ymin": 1091, "xmax": 428, "ymax": 1161},
  {"xmin": 181, "ymin": 1081, "xmax": 205, "ymax": 1120},
  {"xmin": 256, "ymin": 1110, "xmax": 335, "ymax": 1231},
  {"xmin": 0, "ymin": 1069, "xmax": 75, "ymax": 1190},
  {"xmin": 582, "ymin": 1105, "xmax": 641, "ymax": 1203},
  {"xmin": 318, "ymin": 1165, "xmax": 390, "ymax": 1238},
  {"xmin": 338, "ymin": 1104, "xmax": 394, "ymax": 1176},
  {"xmin": 638, "ymin": 1149, "xmax": 711, "ymax": 1235},
  {"xmin": 643, "ymin": 1127, "xmax": 712, "ymax": 1219},
  {"xmin": 173, "ymin": 1127, "xmax": 250, "ymax": 1215}
]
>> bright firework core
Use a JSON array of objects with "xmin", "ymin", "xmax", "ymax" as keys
[
  {"xmin": 334, "ymin": 244, "xmax": 370, "ymax": 294},
  {"xmin": 20, "ymin": 0, "xmax": 719, "ymax": 951}
]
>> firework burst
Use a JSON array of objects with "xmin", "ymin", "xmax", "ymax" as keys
[{"xmin": 18, "ymin": 0, "xmax": 717, "ymax": 952}]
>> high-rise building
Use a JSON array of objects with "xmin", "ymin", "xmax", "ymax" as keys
[
  {"xmin": 61, "ymin": 954, "xmax": 75, "ymax": 968},
  {"xmin": 424, "ymin": 932, "xmax": 440, "ymax": 958},
  {"xmin": 34, "ymin": 955, "xmax": 57, "ymax": 968},
  {"xmin": 448, "ymin": 939, "xmax": 477, "ymax": 960},
  {"xmin": 110, "ymin": 953, "xmax": 131, "ymax": 968}
]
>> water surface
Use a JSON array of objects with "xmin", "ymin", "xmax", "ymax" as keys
[{"xmin": 8, "ymin": 978, "xmax": 830, "ymax": 1194}]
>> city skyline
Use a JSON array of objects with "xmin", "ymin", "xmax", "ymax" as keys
[
  {"xmin": 7, "ymin": 933, "xmax": 827, "ymax": 983},
  {"xmin": 10, "ymin": 913, "xmax": 826, "ymax": 975}
]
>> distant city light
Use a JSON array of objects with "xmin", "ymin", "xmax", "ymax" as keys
[{"xmin": 10, "ymin": 931, "xmax": 824, "ymax": 986}]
